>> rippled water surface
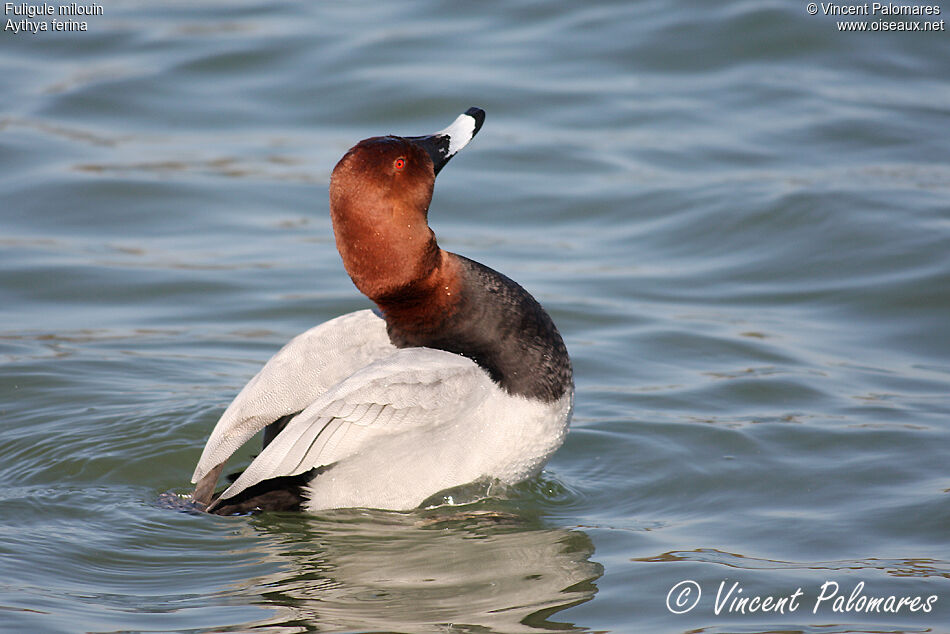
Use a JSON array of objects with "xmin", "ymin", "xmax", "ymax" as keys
[{"xmin": 2, "ymin": 1, "xmax": 949, "ymax": 632}]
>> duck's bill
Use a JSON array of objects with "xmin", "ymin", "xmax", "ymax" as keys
[{"xmin": 406, "ymin": 107, "xmax": 485, "ymax": 175}]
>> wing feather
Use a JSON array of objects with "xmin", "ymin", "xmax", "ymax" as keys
[
  {"xmin": 216, "ymin": 347, "xmax": 492, "ymax": 501},
  {"xmin": 191, "ymin": 310, "xmax": 393, "ymax": 484}
]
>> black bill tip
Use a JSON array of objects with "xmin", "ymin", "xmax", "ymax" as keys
[{"xmin": 406, "ymin": 107, "xmax": 486, "ymax": 175}]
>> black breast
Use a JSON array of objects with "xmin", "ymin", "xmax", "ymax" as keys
[{"xmin": 386, "ymin": 255, "xmax": 573, "ymax": 403}]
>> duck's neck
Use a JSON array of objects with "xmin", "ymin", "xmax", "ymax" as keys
[
  {"xmin": 370, "ymin": 249, "xmax": 463, "ymax": 334},
  {"xmin": 378, "ymin": 252, "xmax": 573, "ymax": 403}
]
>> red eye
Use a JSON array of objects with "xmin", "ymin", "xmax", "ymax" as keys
[{"xmin": 394, "ymin": 157, "xmax": 406, "ymax": 171}]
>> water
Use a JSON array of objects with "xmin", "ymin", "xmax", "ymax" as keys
[{"xmin": 2, "ymin": 1, "xmax": 949, "ymax": 632}]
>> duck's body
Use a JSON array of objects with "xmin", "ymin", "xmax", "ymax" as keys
[{"xmin": 191, "ymin": 108, "xmax": 573, "ymax": 514}]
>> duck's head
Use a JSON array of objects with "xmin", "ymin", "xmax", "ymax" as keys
[{"xmin": 329, "ymin": 108, "xmax": 485, "ymax": 303}]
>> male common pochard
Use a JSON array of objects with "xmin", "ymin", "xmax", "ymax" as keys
[{"xmin": 191, "ymin": 108, "xmax": 573, "ymax": 514}]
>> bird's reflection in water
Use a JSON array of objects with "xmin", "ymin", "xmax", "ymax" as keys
[{"xmin": 235, "ymin": 502, "xmax": 602, "ymax": 633}]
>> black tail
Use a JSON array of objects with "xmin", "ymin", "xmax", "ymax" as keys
[{"xmin": 206, "ymin": 467, "xmax": 324, "ymax": 515}]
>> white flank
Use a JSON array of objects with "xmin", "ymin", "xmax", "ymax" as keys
[{"xmin": 191, "ymin": 309, "xmax": 574, "ymax": 513}]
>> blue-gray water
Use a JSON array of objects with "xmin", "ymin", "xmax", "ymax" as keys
[{"xmin": 2, "ymin": 1, "xmax": 949, "ymax": 632}]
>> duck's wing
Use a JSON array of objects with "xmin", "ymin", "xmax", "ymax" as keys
[
  {"xmin": 211, "ymin": 347, "xmax": 491, "ymax": 504},
  {"xmin": 191, "ymin": 310, "xmax": 394, "ymax": 488}
]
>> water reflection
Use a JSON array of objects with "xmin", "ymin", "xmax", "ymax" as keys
[{"xmin": 237, "ymin": 508, "xmax": 602, "ymax": 633}]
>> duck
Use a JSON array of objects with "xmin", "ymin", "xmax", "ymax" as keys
[{"xmin": 190, "ymin": 107, "xmax": 573, "ymax": 514}]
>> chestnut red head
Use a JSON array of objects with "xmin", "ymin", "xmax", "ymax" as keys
[{"xmin": 328, "ymin": 108, "xmax": 485, "ymax": 305}]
